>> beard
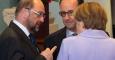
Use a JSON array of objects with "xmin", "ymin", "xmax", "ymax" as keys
[
  {"xmin": 65, "ymin": 23, "xmax": 75, "ymax": 29},
  {"xmin": 27, "ymin": 20, "xmax": 39, "ymax": 33},
  {"xmin": 30, "ymin": 24, "xmax": 39, "ymax": 33},
  {"xmin": 28, "ymin": 18, "xmax": 41, "ymax": 33}
]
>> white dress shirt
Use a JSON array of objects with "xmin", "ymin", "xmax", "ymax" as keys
[
  {"xmin": 66, "ymin": 29, "xmax": 76, "ymax": 37},
  {"xmin": 13, "ymin": 20, "xmax": 30, "ymax": 37}
]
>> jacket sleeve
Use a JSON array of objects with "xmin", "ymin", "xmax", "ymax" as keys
[{"xmin": 35, "ymin": 55, "xmax": 46, "ymax": 60}]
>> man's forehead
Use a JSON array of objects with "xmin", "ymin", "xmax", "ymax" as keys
[
  {"xmin": 33, "ymin": 0, "xmax": 45, "ymax": 12},
  {"xmin": 33, "ymin": 6, "xmax": 45, "ymax": 12},
  {"xmin": 60, "ymin": 0, "xmax": 78, "ymax": 11},
  {"xmin": 60, "ymin": 0, "xmax": 78, "ymax": 6},
  {"xmin": 60, "ymin": 5, "xmax": 77, "ymax": 12}
]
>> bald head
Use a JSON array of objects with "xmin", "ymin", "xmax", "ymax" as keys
[
  {"xmin": 60, "ymin": 0, "xmax": 78, "ymax": 10},
  {"xmin": 60, "ymin": 0, "xmax": 78, "ymax": 4},
  {"xmin": 33, "ymin": 0, "xmax": 44, "ymax": 12},
  {"xmin": 15, "ymin": 0, "xmax": 44, "ymax": 16},
  {"xmin": 59, "ymin": 0, "xmax": 83, "ymax": 5},
  {"xmin": 15, "ymin": 0, "xmax": 45, "ymax": 33},
  {"xmin": 59, "ymin": 0, "xmax": 80, "ymax": 31}
]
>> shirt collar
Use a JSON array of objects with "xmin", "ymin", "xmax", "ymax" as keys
[
  {"xmin": 66, "ymin": 29, "xmax": 75, "ymax": 37},
  {"xmin": 13, "ymin": 19, "xmax": 30, "ymax": 37}
]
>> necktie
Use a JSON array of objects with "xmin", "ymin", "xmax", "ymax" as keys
[
  {"xmin": 72, "ymin": 33, "xmax": 77, "ymax": 36},
  {"xmin": 29, "ymin": 33, "xmax": 36, "ymax": 45},
  {"xmin": 29, "ymin": 33, "xmax": 39, "ymax": 53}
]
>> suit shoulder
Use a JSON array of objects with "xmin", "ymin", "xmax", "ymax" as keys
[
  {"xmin": 47, "ymin": 27, "xmax": 66, "ymax": 38},
  {"xmin": 44, "ymin": 27, "xmax": 66, "ymax": 48},
  {"xmin": 0, "ymin": 27, "xmax": 17, "ymax": 38}
]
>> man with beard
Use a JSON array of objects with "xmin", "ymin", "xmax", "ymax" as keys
[{"xmin": 0, "ymin": 0, "xmax": 56, "ymax": 60}]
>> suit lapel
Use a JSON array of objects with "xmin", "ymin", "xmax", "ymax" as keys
[
  {"xmin": 59, "ymin": 27, "xmax": 66, "ymax": 40},
  {"xmin": 9, "ymin": 21, "xmax": 39, "ymax": 55}
]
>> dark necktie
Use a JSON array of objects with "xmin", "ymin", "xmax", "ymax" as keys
[
  {"xmin": 29, "ymin": 33, "xmax": 39, "ymax": 53},
  {"xmin": 29, "ymin": 33, "xmax": 36, "ymax": 45},
  {"xmin": 72, "ymin": 33, "xmax": 77, "ymax": 36}
]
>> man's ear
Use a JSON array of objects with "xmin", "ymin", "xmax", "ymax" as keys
[
  {"xmin": 25, "ymin": 7, "xmax": 31, "ymax": 15},
  {"xmin": 21, "ymin": 8, "xmax": 30, "ymax": 18}
]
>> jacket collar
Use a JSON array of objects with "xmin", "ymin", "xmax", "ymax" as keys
[{"xmin": 78, "ymin": 29, "xmax": 109, "ymax": 39}]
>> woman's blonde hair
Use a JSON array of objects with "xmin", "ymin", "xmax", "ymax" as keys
[{"xmin": 74, "ymin": 2, "xmax": 107, "ymax": 30}]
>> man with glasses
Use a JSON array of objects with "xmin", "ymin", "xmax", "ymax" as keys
[
  {"xmin": 45, "ymin": 0, "xmax": 83, "ymax": 60},
  {"xmin": 0, "ymin": 0, "xmax": 56, "ymax": 60}
]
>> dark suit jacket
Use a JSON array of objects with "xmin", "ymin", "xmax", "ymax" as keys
[
  {"xmin": 44, "ymin": 27, "xmax": 66, "ymax": 60},
  {"xmin": 0, "ymin": 21, "xmax": 46, "ymax": 60}
]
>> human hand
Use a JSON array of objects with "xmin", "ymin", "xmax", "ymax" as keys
[{"xmin": 40, "ymin": 46, "xmax": 57, "ymax": 60}]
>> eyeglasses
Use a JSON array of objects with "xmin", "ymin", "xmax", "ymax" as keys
[
  {"xmin": 31, "ymin": 9, "xmax": 46, "ymax": 18},
  {"xmin": 59, "ymin": 10, "xmax": 73, "ymax": 17}
]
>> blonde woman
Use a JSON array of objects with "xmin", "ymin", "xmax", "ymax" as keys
[{"xmin": 57, "ymin": 2, "xmax": 115, "ymax": 60}]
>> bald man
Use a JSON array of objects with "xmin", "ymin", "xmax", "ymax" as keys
[
  {"xmin": 45, "ymin": 0, "xmax": 83, "ymax": 60},
  {"xmin": 0, "ymin": 0, "xmax": 56, "ymax": 60}
]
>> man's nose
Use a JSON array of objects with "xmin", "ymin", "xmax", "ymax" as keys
[{"xmin": 64, "ymin": 14, "xmax": 70, "ymax": 20}]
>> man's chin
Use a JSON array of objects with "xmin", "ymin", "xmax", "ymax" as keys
[
  {"xmin": 35, "ymin": 25, "xmax": 40, "ymax": 32},
  {"xmin": 31, "ymin": 28, "xmax": 39, "ymax": 33},
  {"xmin": 66, "ymin": 25, "xmax": 73, "ymax": 29},
  {"xmin": 66, "ymin": 26, "xmax": 76, "ymax": 31},
  {"xmin": 34, "ymin": 28, "xmax": 39, "ymax": 32}
]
